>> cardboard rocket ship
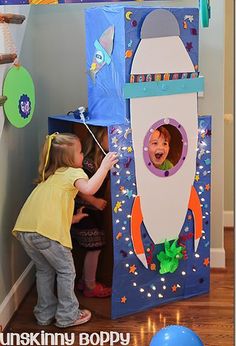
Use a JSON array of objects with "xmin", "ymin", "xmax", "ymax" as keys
[
  {"xmin": 129, "ymin": 9, "xmax": 203, "ymax": 268},
  {"xmin": 50, "ymin": 5, "xmax": 210, "ymax": 319}
]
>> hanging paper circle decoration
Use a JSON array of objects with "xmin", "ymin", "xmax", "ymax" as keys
[{"xmin": 3, "ymin": 66, "xmax": 35, "ymax": 128}]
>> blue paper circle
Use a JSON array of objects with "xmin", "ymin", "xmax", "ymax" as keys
[{"xmin": 150, "ymin": 325, "xmax": 204, "ymax": 346}]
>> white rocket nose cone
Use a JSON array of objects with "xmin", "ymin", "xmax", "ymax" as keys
[{"xmin": 141, "ymin": 9, "xmax": 180, "ymax": 39}]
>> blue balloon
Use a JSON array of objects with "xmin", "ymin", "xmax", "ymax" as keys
[{"xmin": 150, "ymin": 325, "xmax": 204, "ymax": 346}]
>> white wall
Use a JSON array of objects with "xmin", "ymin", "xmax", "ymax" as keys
[
  {"xmin": 197, "ymin": 0, "xmax": 225, "ymax": 248},
  {"xmin": 0, "ymin": 5, "xmax": 35, "ymax": 324},
  {"xmin": 0, "ymin": 0, "xmax": 226, "ymax": 327}
]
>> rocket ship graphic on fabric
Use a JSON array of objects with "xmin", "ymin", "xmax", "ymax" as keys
[
  {"xmin": 89, "ymin": 25, "xmax": 114, "ymax": 82},
  {"xmin": 129, "ymin": 10, "xmax": 203, "ymax": 269}
]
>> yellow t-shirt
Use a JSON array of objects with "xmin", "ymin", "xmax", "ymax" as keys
[{"xmin": 12, "ymin": 167, "xmax": 88, "ymax": 249}]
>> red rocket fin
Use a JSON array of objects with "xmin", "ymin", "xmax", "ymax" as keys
[
  {"xmin": 188, "ymin": 186, "xmax": 203, "ymax": 251},
  {"xmin": 131, "ymin": 196, "xmax": 148, "ymax": 269}
]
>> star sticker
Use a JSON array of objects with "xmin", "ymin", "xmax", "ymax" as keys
[
  {"xmin": 119, "ymin": 186, "xmax": 125, "ymax": 192},
  {"xmin": 201, "ymin": 132, "xmax": 206, "ymax": 138},
  {"xmin": 121, "ymin": 296, "xmax": 127, "ymax": 303},
  {"xmin": 195, "ymin": 174, "xmax": 200, "ymax": 181},
  {"xmin": 116, "ymin": 232, "xmax": 122, "ymax": 240},
  {"xmin": 203, "ymin": 257, "xmax": 210, "ymax": 266},
  {"xmin": 187, "ymin": 214, "xmax": 192, "ymax": 220},
  {"xmin": 126, "ymin": 189, "xmax": 133, "ymax": 199},
  {"xmin": 124, "ymin": 128, "xmax": 132, "ymax": 139},
  {"xmin": 191, "ymin": 28, "xmax": 198, "ymax": 36},
  {"xmin": 184, "ymin": 15, "xmax": 194, "ymax": 22},
  {"xmin": 112, "ymin": 136, "xmax": 118, "ymax": 145},
  {"xmin": 128, "ymin": 40, "xmax": 133, "ymax": 48},
  {"xmin": 186, "ymin": 42, "xmax": 193, "ymax": 52},
  {"xmin": 124, "ymin": 157, "xmax": 132, "ymax": 168},
  {"xmin": 183, "ymin": 21, "xmax": 188, "ymax": 29},
  {"xmin": 120, "ymin": 250, "xmax": 127, "ymax": 258},
  {"xmin": 90, "ymin": 63, "xmax": 97, "ymax": 71},
  {"xmin": 127, "ymin": 146, "xmax": 133, "ymax": 153},
  {"xmin": 129, "ymin": 264, "xmax": 137, "ymax": 273},
  {"xmin": 198, "ymin": 148, "xmax": 205, "ymax": 159},
  {"xmin": 171, "ymin": 285, "xmax": 177, "ymax": 292},
  {"xmin": 204, "ymin": 158, "xmax": 211, "ymax": 165},
  {"xmin": 114, "ymin": 201, "xmax": 122, "ymax": 213},
  {"xmin": 205, "ymin": 184, "xmax": 211, "ymax": 191},
  {"xmin": 150, "ymin": 263, "xmax": 156, "ymax": 271},
  {"xmin": 110, "ymin": 127, "xmax": 116, "ymax": 134}
]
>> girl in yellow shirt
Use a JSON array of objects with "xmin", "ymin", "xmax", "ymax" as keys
[{"xmin": 12, "ymin": 132, "xmax": 118, "ymax": 328}]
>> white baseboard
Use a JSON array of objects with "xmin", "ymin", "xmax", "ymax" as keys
[
  {"xmin": 210, "ymin": 247, "xmax": 226, "ymax": 268},
  {"xmin": 224, "ymin": 210, "xmax": 234, "ymax": 227},
  {"xmin": 0, "ymin": 261, "xmax": 35, "ymax": 330}
]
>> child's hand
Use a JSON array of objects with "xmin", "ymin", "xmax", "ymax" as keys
[
  {"xmin": 72, "ymin": 206, "xmax": 88, "ymax": 224},
  {"xmin": 100, "ymin": 152, "xmax": 118, "ymax": 171},
  {"xmin": 93, "ymin": 198, "xmax": 107, "ymax": 211}
]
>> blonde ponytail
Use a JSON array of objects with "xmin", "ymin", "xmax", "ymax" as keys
[{"xmin": 36, "ymin": 132, "xmax": 80, "ymax": 183}]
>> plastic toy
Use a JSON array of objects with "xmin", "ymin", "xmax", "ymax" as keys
[{"xmin": 150, "ymin": 325, "xmax": 204, "ymax": 346}]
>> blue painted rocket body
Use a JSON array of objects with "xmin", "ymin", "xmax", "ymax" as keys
[{"xmin": 129, "ymin": 10, "xmax": 201, "ymax": 268}]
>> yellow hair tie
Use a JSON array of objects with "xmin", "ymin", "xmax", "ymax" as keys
[{"xmin": 42, "ymin": 132, "xmax": 59, "ymax": 181}]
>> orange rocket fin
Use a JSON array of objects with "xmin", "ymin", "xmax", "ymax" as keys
[
  {"xmin": 188, "ymin": 186, "xmax": 203, "ymax": 251},
  {"xmin": 131, "ymin": 196, "xmax": 148, "ymax": 269}
]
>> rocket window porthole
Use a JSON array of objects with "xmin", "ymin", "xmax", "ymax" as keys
[
  {"xmin": 143, "ymin": 118, "xmax": 188, "ymax": 178},
  {"xmin": 95, "ymin": 51, "xmax": 104, "ymax": 64}
]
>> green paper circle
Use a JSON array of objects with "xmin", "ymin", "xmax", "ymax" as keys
[{"xmin": 3, "ymin": 66, "xmax": 35, "ymax": 128}]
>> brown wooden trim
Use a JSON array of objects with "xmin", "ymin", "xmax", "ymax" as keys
[
  {"xmin": 0, "ymin": 53, "xmax": 17, "ymax": 64},
  {"xmin": 0, "ymin": 13, "xmax": 26, "ymax": 24},
  {"xmin": 210, "ymin": 267, "xmax": 227, "ymax": 273},
  {"xmin": 224, "ymin": 226, "xmax": 234, "ymax": 232}
]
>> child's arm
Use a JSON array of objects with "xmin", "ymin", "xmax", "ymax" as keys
[
  {"xmin": 77, "ymin": 192, "xmax": 107, "ymax": 211},
  {"xmin": 72, "ymin": 206, "xmax": 88, "ymax": 224},
  {"xmin": 75, "ymin": 152, "xmax": 118, "ymax": 195}
]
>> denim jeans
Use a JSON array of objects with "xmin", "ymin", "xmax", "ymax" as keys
[{"xmin": 16, "ymin": 232, "xmax": 80, "ymax": 326}]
